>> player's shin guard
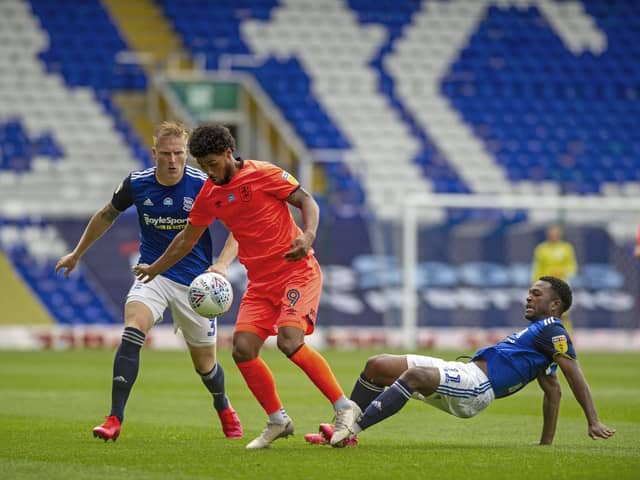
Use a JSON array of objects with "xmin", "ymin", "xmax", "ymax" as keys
[
  {"xmin": 358, "ymin": 379, "xmax": 413, "ymax": 431},
  {"xmin": 200, "ymin": 363, "xmax": 229, "ymax": 412},
  {"xmin": 236, "ymin": 357, "xmax": 283, "ymax": 414},
  {"xmin": 289, "ymin": 343, "xmax": 344, "ymax": 403},
  {"xmin": 350, "ymin": 372, "xmax": 386, "ymax": 412},
  {"xmin": 110, "ymin": 327, "xmax": 145, "ymax": 421}
]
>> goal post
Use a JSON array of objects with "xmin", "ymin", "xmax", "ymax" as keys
[{"xmin": 401, "ymin": 193, "xmax": 640, "ymax": 349}]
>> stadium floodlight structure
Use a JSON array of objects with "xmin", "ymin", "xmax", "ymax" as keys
[{"xmin": 401, "ymin": 193, "xmax": 640, "ymax": 349}]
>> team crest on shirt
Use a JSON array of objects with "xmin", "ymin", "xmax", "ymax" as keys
[
  {"xmin": 240, "ymin": 185, "xmax": 252, "ymax": 202},
  {"xmin": 282, "ymin": 171, "xmax": 299, "ymax": 186},
  {"xmin": 552, "ymin": 335, "xmax": 568, "ymax": 353},
  {"xmin": 183, "ymin": 197, "xmax": 194, "ymax": 212}
]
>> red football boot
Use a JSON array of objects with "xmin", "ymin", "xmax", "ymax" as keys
[
  {"xmin": 92, "ymin": 415, "xmax": 121, "ymax": 442},
  {"xmin": 304, "ymin": 423, "xmax": 358, "ymax": 446},
  {"xmin": 303, "ymin": 431, "xmax": 329, "ymax": 444},
  {"xmin": 218, "ymin": 405, "xmax": 243, "ymax": 438}
]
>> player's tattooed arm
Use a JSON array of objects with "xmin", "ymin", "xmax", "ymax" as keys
[
  {"xmin": 99, "ymin": 203, "xmax": 122, "ymax": 224},
  {"xmin": 55, "ymin": 202, "xmax": 122, "ymax": 276}
]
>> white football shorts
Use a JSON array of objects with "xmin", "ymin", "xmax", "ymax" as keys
[
  {"xmin": 126, "ymin": 275, "xmax": 217, "ymax": 347},
  {"xmin": 406, "ymin": 354, "xmax": 495, "ymax": 418}
]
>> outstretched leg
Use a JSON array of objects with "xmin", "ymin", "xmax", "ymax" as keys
[
  {"xmin": 331, "ymin": 365, "xmax": 440, "ymax": 446},
  {"xmin": 350, "ymin": 354, "xmax": 410, "ymax": 410},
  {"xmin": 305, "ymin": 354, "xmax": 410, "ymax": 446}
]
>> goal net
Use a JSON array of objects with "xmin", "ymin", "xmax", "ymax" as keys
[{"xmin": 399, "ymin": 193, "xmax": 640, "ymax": 349}]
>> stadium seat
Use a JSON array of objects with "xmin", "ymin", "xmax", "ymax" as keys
[
  {"xmin": 156, "ymin": 1, "xmax": 632, "ymax": 213},
  {"xmin": 2, "ymin": 0, "xmax": 639, "ymax": 329},
  {"xmin": 0, "ymin": 220, "xmax": 119, "ymax": 325}
]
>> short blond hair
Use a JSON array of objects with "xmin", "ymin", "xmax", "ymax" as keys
[{"xmin": 153, "ymin": 121, "xmax": 189, "ymax": 146}]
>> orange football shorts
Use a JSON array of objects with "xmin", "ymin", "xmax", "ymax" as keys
[{"xmin": 234, "ymin": 257, "xmax": 322, "ymax": 340}]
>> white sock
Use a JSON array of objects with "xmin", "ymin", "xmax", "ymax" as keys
[
  {"xmin": 268, "ymin": 408, "xmax": 289, "ymax": 424},
  {"xmin": 333, "ymin": 395, "xmax": 351, "ymax": 411}
]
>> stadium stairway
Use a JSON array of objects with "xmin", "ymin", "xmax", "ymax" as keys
[
  {"xmin": 0, "ymin": 247, "xmax": 53, "ymax": 325},
  {"xmin": 158, "ymin": 0, "xmax": 372, "ymax": 217},
  {"xmin": 102, "ymin": 0, "xmax": 191, "ymax": 72},
  {"xmin": 101, "ymin": 0, "xmax": 194, "ymax": 149},
  {"xmin": 0, "ymin": 220, "xmax": 120, "ymax": 325}
]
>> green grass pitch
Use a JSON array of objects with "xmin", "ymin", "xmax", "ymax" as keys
[{"xmin": 1, "ymin": 348, "xmax": 638, "ymax": 479}]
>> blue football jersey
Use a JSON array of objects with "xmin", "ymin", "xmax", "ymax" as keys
[
  {"xmin": 111, "ymin": 165, "xmax": 212, "ymax": 286},
  {"xmin": 472, "ymin": 317, "xmax": 576, "ymax": 398}
]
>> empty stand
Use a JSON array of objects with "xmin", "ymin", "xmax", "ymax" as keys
[
  {"xmin": 161, "ymin": 0, "xmax": 640, "ymax": 214},
  {"xmin": 0, "ymin": 0, "xmax": 146, "ymax": 219},
  {"xmin": 0, "ymin": 0, "xmax": 150, "ymax": 326},
  {"xmin": 441, "ymin": 2, "xmax": 639, "ymax": 196},
  {"xmin": 0, "ymin": 220, "xmax": 119, "ymax": 324},
  {"xmin": 1, "ymin": 0, "xmax": 639, "ymax": 330}
]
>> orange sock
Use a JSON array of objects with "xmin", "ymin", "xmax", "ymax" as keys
[
  {"xmin": 236, "ymin": 357, "xmax": 282, "ymax": 414},
  {"xmin": 289, "ymin": 344, "xmax": 344, "ymax": 403}
]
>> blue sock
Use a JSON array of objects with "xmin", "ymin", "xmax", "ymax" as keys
[
  {"xmin": 110, "ymin": 327, "xmax": 145, "ymax": 422},
  {"xmin": 200, "ymin": 363, "xmax": 229, "ymax": 412},
  {"xmin": 350, "ymin": 372, "xmax": 386, "ymax": 411},
  {"xmin": 358, "ymin": 379, "xmax": 414, "ymax": 431}
]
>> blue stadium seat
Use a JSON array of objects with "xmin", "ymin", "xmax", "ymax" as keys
[
  {"xmin": 0, "ymin": 119, "xmax": 64, "ymax": 172},
  {"xmin": 26, "ymin": 0, "xmax": 149, "ymax": 167},
  {"xmin": 30, "ymin": 0, "xmax": 146, "ymax": 91},
  {"xmin": 21, "ymin": 0, "xmax": 640, "ymax": 207},
  {"xmin": 2, "ymin": 221, "xmax": 120, "ymax": 325}
]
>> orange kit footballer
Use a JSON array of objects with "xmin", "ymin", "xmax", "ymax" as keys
[{"xmin": 132, "ymin": 124, "xmax": 358, "ymax": 449}]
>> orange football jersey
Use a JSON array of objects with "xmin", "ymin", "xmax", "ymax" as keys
[{"xmin": 189, "ymin": 160, "xmax": 314, "ymax": 282}]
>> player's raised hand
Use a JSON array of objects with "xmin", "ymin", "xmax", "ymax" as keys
[{"xmin": 55, "ymin": 253, "xmax": 79, "ymax": 277}]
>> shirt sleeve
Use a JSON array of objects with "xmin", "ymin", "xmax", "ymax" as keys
[
  {"xmin": 533, "ymin": 323, "xmax": 577, "ymax": 361},
  {"xmin": 261, "ymin": 163, "xmax": 301, "ymax": 199},
  {"xmin": 188, "ymin": 183, "xmax": 216, "ymax": 227},
  {"xmin": 110, "ymin": 175, "xmax": 133, "ymax": 212}
]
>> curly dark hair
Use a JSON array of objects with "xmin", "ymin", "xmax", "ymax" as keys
[
  {"xmin": 188, "ymin": 123, "xmax": 236, "ymax": 158},
  {"xmin": 539, "ymin": 276, "xmax": 573, "ymax": 314}
]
